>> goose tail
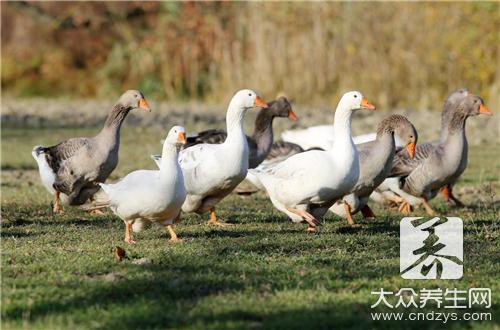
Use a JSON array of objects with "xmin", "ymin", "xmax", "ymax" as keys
[
  {"xmin": 32, "ymin": 145, "xmax": 56, "ymax": 194},
  {"xmin": 79, "ymin": 186, "xmax": 111, "ymax": 211}
]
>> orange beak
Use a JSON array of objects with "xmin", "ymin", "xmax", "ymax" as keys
[
  {"xmin": 253, "ymin": 96, "xmax": 268, "ymax": 109},
  {"xmin": 479, "ymin": 103, "xmax": 492, "ymax": 115},
  {"xmin": 288, "ymin": 110, "xmax": 298, "ymax": 121},
  {"xmin": 406, "ymin": 142, "xmax": 416, "ymax": 159},
  {"xmin": 177, "ymin": 132, "xmax": 186, "ymax": 144},
  {"xmin": 361, "ymin": 96, "xmax": 376, "ymax": 110},
  {"xmin": 139, "ymin": 98, "xmax": 151, "ymax": 112}
]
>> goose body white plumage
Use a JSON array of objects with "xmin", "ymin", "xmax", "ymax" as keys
[
  {"xmin": 151, "ymin": 89, "xmax": 268, "ymax": 224},
  {"xmin": 250, "ymin": 91, "xmax": 375, "ymax": 228},
  {"xmin": 100, "ymin": 126, "xmax": 187, "ymax": 243},
  {"xmin": 281, "ymin": 126, "xmax": 376, "ymax": 150}
]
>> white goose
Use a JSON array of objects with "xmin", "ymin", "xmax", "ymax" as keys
[
  {"xmin": 99, "ymin": 126, "xmax": 187, "ymax": 244},
  {"xmin": 152, "ymin": 89, "xmax": 268, "ymax": 225},
  {"xmin": 281, "ymin": 126, "xmax": 376, "ymax": 150},
  {"xmin": 249, "ymin": 91, "xmax": 375, "ymax": 232}
]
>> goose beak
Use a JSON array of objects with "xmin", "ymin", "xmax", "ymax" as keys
[
  {"xmin": 139, "ymin": 98, "xmax": 151, "ymax": 112},
  {"xmin": 406, "ymin": 142, "xmax": 416, "ymax": 159},
  {"xmin": 479, "ymin": 103, "xmax": 492, "ymax": 115},
  {"xmin": 361, "ymin": 97, "xmax": 376, "ymax": 110},
  {"xmin": 177, "ymin": 132, "xmax": 186, "ymax": 144},
  {"xmin": 253, "ymin": 96, "xmax": 268, "ymax": 109},
  {"xmin": 288, "ymin": 110, "xmax": 298, "ymax": 121}
]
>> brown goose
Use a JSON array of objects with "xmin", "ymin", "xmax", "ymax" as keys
[
  {"xmin": 390, "ymin": 94, "xmax": 491, "ymax": 215},
  {"xmin": 329, "ymin": 115, "xmax": 417, "ymax": 224},
  {"xmin": 32, "ymin": 90, "xmax": 151, "ymax": 214},
  {"xmin": 181, "ymin": 97, "xmax": 297, "ymax": 169}
]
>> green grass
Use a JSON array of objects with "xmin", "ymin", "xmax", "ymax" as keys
[{"xmin": 1, "ymin": 127, "xmax": 499, "ymax": 329}]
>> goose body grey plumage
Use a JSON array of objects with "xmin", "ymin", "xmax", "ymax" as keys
[
  {"xmin": 390, "ymin": 94, "xmax": 491, "ymax": 215},
  {"xmin": 372, "ymin": 88, "xmax": 472, "ymax": 208},
  {"xmin": 180, "ymin": 97, "xmax": 297, "ymax": 169},
  {"xmin": 329, "ymin": 115, "xmax": 417, "ymax": 223},
  {"xmin": 32, "ymin": 90, "xmax": 150, "ymax": 213}
]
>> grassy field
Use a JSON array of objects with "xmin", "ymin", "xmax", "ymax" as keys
[{"xmin": 1, "ymin": 126, "xmax": 499, "ymax": 329}]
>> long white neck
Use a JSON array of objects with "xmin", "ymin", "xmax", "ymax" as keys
[
  {"xmin": 331, "ymin": 103, "xmax": 355, "ymax": 152},
  {"xmin": 159, "ymin": 143, "xmax": 181, "ymax": 180},
  {"xmin": 224, "ymin": 101, "xmax": 247, "ymax": 146}
]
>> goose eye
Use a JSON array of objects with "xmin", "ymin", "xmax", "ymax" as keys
[
  {"xmin": 354, "ymin": 95, "xmax": 357, "ymax": 98},
  {"xmin": 248, "ymin": 93, "xmax": 252, "ymax": 96}
]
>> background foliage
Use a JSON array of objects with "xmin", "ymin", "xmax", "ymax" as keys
[{"xmin": 1, "ymin": 2, "xmax": 499, "ymax": 109}]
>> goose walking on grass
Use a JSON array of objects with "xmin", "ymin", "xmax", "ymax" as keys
[
  {"xmin": 328, "ymin": 115, "xmax": 417, "ymax": 225},
  {"xmin": 390, "ymin": 94, "xmax": 491, "ymax": 215},
  {"xmin": 32, "ymin": 90, "xmax": 150, "ymax": 214},
  {"xmin": 370, "ymin": 88, "xmax": 471, "ymax": 209},
  {"xmin": 249, "ymin": 91, "xmax": 375, "ymax": 232},
  {"xmin": 180, "ymin": 97, "xmax": 298, "ymax": 169},
  {"xmin": 152, "ymin": 89, "xmax": 268, "ymax": 226},
  {"xmin": 98, "ymin": 126, "xmax": 187, "ymax": 244}
]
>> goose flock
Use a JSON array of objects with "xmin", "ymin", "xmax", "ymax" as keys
[{"xmin": 32, "ymin": 88, "xmax": 491, "ymax": 243}]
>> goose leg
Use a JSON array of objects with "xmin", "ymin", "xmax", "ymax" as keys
[
  {"xmin": 398, "ymin": 201, "xmax": 413, "ymax": 215},
  {"xmin": 207, "ymin": 208, "xmax": 233, "ymax": 227},
  {"xmin": 53, "ymin": 191, "xmax": 63, "ymax": 214},
  {"xmin": 384, "ymin": 194, "xmax": 404, "ymax": 204},
  {"xmin": 421, "ymin": 198, "xmax": 436, "ymax": 216},
  {"xmin": 124, "ymin": 223, "xmax": 135, "ymax": 244},
  {"xmin": 449, "ymin": 187, "xmax": 465, "ymax": 207},
  {"xmin": 285, "ymin": 207, "xmax": 320, "ymax": 232},
  {"xmin": 360, "ymin": 204, "xmax": 376, "ymax": 218},
  {"xmin": 449, "ymin": 193, "xmax": 465, "ymax": 208},
  {"xmin": 440, "ymin": 186, "xmax": 451, "ymax": 202},
  {"xmin": 343, "ymin": 201, "xmax": 360, "ymax": 227},
  {"xmin": 89, "ymin": 209, "xmax": 105, "ymax": 215},
  {"xmin": 165, "ymin": 224, "xmax": 182, "ymax": 242}
]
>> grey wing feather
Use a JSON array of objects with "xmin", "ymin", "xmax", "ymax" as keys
[
  {"xmin": 389, "ymin": 142, "xmax": 437, "ymax": 177},
  {"xmin": 182, "ymin": 129, "xmax": 227, "ymax": 149},
  {"xmin": 44, "ymin": 138, "xmax": 91, "ymax": 174},
  {"xmin": 266, "ymin": 141, "xmax": 304, "ymax": 160}
]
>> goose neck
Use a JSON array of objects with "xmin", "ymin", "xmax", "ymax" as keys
[
  {"xmin": 224, "ymin": 104, "xmax": 246, "ymax": 144},
  {"xmin": 159, "ymin": 144, "xmax": 180, "ymax": 177},
  {"xmin": 332, "ymin": 106, "xmax": 353, "ymax": 146}
]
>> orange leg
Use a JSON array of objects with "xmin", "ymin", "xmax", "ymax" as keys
[
  {"xmin": 165, "ymin": 224, "xmax": 181, "ymax": 242},
  {"xmin": 398, "ymin": 201, "xmax": 413, "ymax": 215},
  {"xmin": 440, "ymin": 186, "xmax": 451, "ymax": 202},
  {"xmin": 285, "ymin": 207, "xmax": 320, "ymax": 232},
  {"xmin": 124, "ymin": 223, "xmax": 135, "ymax": 244},
  {"xmin": 421, "ymin": 198, "xmax": 436, "ymax": 216},
  {"xmin": 53, "ymin": 191, "xmax": 63, "ymax": 214},
  {"xmin": 343, "ymin": 201, "xmax": 361, "ymax": 227},
  {"xmin": 207, "ymin": 208, "xmax": 233, "ymax": 227}
]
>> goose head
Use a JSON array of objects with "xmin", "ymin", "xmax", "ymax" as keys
[
  {"xmin": 269, "ymin": 97, "xmax": 298, "ymax": 121},
  {"xmin": 337, "ymin": 91, "xmax": 376, "ymax": 112},
  {"xmin": 229, "ymin": 89, "xmax": 268, "ymax": 112},
  {"xmin": 393, "ymin": 116, "xmax": 418, "ymax": 159},
  {"xmin": 444, "ymin": 88, "xmax": 471, "ymax": 110},
  {"xmin": 461, "ymin": 95, "xmax": 492, "ymax": 117},
  {"xmin": 119, "ymin": 90, "xmax": 151, "ymax": 112},
  {"xmin": 164, "ymin": 125, "xmax": 187, "ymax": 146}
]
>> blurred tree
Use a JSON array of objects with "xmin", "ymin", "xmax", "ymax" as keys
[{"xmin": 1, "ymin": 1, "xmax": 498, "ymax": 110}]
